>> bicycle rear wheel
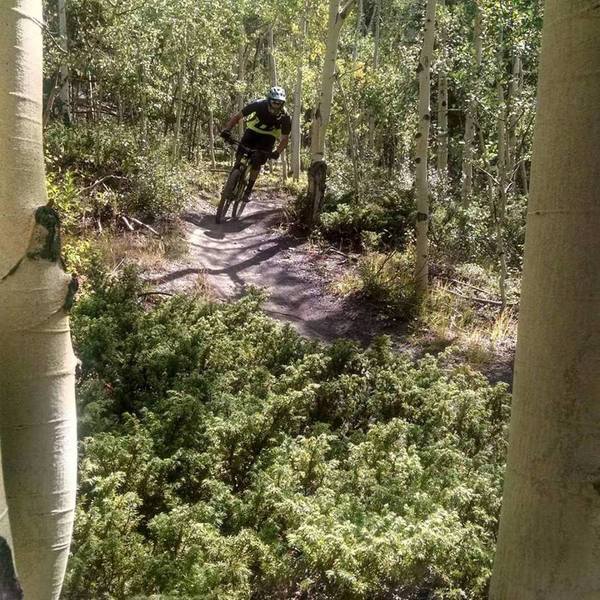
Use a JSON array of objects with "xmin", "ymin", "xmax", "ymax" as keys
[{"xmin": 216, "ymin": 168, "xmax": 242, "ymax": 223}]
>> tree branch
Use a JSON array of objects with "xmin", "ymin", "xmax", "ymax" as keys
[{"xmin": 340, "ymin": 0, "xmax": 357, "ymax": 20}]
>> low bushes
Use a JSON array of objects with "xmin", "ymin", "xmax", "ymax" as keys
[
  {"xmin": 65, "ymin": 269, "xmax": 510, "ymax": 599},
  {"xmin": 45, "ymin": 122, "xmax": 189, "ymax": 223}
]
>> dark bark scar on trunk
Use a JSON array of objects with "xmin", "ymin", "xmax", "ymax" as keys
[{"xmin": 27, "ymin": 206, "xmax": 63, "ymax": 263}]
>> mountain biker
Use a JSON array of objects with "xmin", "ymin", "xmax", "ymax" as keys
[{"xmin": 220, "ymin": 86, "xmax": 291, "ymax": 203}]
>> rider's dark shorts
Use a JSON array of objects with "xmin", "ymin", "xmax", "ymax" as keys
[{"xmin": 238, "ymin": 129, "xmax": 275, "ymax": 166}]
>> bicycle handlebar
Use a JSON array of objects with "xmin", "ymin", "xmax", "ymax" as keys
[{"xmin": 224, "ymin": 137, "xmax": 270, "ymax": 158}]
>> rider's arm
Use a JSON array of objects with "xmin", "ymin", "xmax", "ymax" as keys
[
  {"xmin": 276, "ymin": 134, "xmax": 289, "ymax": 154},
  {"xmin": 222, "ymin": 111, "xmax": 243, "ymax": 131},
  {"xmin": 275, "ymin": 114, "xmax": 292, "ymax": 154},
  {"xmin": 223, "ymin": 101, "xmax": 263, "ymax": 132}
]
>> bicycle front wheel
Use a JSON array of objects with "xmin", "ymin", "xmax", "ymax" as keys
[
  {"xmin": 216, "ymin": 168, "xmax": 242, "ymax": 224},
  {"xmin": 231, "ymin": 170, "xmax": 250, "ymax": 220}
]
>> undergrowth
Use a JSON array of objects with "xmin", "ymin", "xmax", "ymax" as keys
[{"xmin": 65, "ymin": 268, "xmax": 511, "ymax": 600}]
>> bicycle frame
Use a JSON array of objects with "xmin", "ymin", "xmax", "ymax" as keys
[{"xmin": 215, "ymin": 138, "xmax": 269, "ymax": 223}]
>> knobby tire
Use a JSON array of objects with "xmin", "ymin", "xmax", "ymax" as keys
[
  {"xmin": 231, "ymin": 168, "xmax": 249, "ymax": 220},
  {"xmin": 216, "ymin": 167, "xmax": 242, "ymax": 224}
]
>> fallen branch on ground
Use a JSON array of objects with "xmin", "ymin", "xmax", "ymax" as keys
[
  {"xmin": 138, "ymin": 291, "xmax": 175, "ymax": 298},
  {"xmin": 325, "ymin": 247, "xmax": 358, "ymax": 261},
  {"xmin": 82, "ymin": 174, "xmax": 128, "ymax": 192},
  {"xmin": 121, "ymin": 215, "xmax": 134, "ymax": 231},
  {"xmin": 129, "ymin": 216, "xmax": 160, "ymax": 236},
  {"xmin": 445, "ymin": 288, "xmax": 518, "ymax": 307}
]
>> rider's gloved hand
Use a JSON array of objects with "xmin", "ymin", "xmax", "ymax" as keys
[
  {"xmin": 270, "ymin": 150, "xmax": 280, "ymax": 160},
  {"xmin": 220, "ymin": 129, "xmax": 233, "ymax": 142}
]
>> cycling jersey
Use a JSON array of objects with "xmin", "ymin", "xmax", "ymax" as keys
[{"xmin": 241, "ymin": 99, "xmax": 291, "ymax": 139}]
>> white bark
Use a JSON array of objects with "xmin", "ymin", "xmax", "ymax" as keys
[
  {"xmin": 490, "ymin": 1, "xmax": 600, "ymax": 596},
  {"xmin": 280, "ymin": 149, "xmax": 288, "ymax": 182},
  {"xmin": 0, "ymin": 2, "xmax": 77, "ymax": 599},
  {"xmin": 461, "ymin": 1, "xmax": 482, "ymax": 205},
  {"xmin": 291, "ymin": 60, "xmax": 303, "ymax": 180},
  {"xmin": 208, "ymin": 107, "xmax": 216, "ymax": 168},
  {"xmin": 367, "ymin": 0, "xmax": 380, "ymax": 149},
  {"xmin": 414, "ymin": 0, "xmax": 437, "ymax": 297},
  {"xmin": 267, "ymin": 25, "xmax": 278, "ymax": 87},
  {"xmin": 172, "ymin": 59, "xmax": 185, "ymax": 161},
  {"xmin": 305, "ymin": 0, "xmax": 355, "ymax": 225},
  {"xmin": 495, "ymin": 69, "xmax": 508, "ymax": 309},
  {"xmin": 57, "ymin": 0, "xmax": 70, "ymax": 122},
  {"xmin": 310, "ymin": 0, "xmax": 355, "ymax": 163},
  {"xmin": 236, "ymin": 44, "xmax": 246, "ymax": 139},
  {"xmin": 436, "ymin": 0, "xmax": 448, "ymax": 177},
  {"xmin": 507, "ymin": 54, "xmax": 522, "ymax": 178},
  {"xmin": 291, "ymin": 2, "xmax": 308, "ymax": 181}
]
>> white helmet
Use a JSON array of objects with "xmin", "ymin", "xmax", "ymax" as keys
[{"xmin": 267, "ymin": 86, "xmax": 286, "ymax": 103}]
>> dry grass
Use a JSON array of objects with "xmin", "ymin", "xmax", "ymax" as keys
[
  {"xmin": 415, "ymin": 282, "xmax": 518, "ymax": 369},
  {"xmin": 329, "ymin": 270, "xmax": 363, "ymax": 296},
  {"xmin": 94, "ymin": 223, "xmax": 188, "ymax": 273}
]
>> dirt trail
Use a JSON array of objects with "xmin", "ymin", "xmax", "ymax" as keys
[{"xmin": 148, "ymin": 187, "xmax": 401, "ymax": 344}]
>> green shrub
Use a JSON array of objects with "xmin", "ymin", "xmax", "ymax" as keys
[
  {"xmin": 45, "ymin": 122, "xmax": 188, "ymax": 220},
  {"xmin": 352, "ymin": 247, "xmax": 418, "ymax": 319},
  {"xmin": 310, "ymin": 155, "xmax": 414, "ymax": 250},
  {"xmin": 66, "ymin": 270, "xmax": 510, "ymax": 599}
]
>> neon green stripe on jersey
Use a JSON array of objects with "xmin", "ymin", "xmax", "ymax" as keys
[{"xmin": 246, "ymin": 113, "xmax": 282, "ymax": 139}]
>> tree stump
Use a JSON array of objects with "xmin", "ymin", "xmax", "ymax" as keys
[{"xmin": 304, "ymin": 160, "xmax": 327, "ymax": 228}]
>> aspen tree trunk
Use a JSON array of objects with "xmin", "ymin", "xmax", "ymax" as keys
[
  {"xmin": 436, "ymin": 0, "xmax": 448, "ymax": 179},
  {"xmin": 414, "ymin": 0, "xmax": 437, "ymax": 298},
  {"xmin": 87, "ymin": 72, "xmax": 95, "ymax": 122},
  {"xmin": 280, "ymin": 150, "xmax": 288, "ymax": 182},
  {"xmin": 461, "ymin": 1, "xmax": 482, "ymax": 206},
  {"xmin": 367, "ymin": 0, "xmax": 380, "ymax": 150},
  {"xmin": 292, "ymin": 0, "xmax": 309, "ymax": 181},
  {"xmin": 338, "ymin": 77, "xmax": 360, "ymax": 199},
  {"xmin": 208, "ymin": 107, "xmax": 216, "ymax": 168},
  {"xmin": 172, "ymin": 64, "xmax": 185, "ymax": 161},
  {"xmin": 490, "ymin": 1, "xmax": 600, "ymax": 597},
  {"xmin": 306, "ymin": 0, "xmax": 355, "ymax": 226},
  {"xmin": 57, "ymin": 0, "xmax": 70, "ymax": 123},
  {"xmin": 0, "ymin": 2, "xmax": 77, "ymax": 599},
  {"xmin": 495, "ymin": 69, "xmax": 508, "ymax": 309},
  {"xmin": 291, "ymin": 65, "xmax": 303, "ymax": 179},
  {"xmin": 236, "ymin": 44, "xmax": 246, "ymax": 139},
  {"xmin": 507, "ymin": 55, "xmax": 522, "ymax": 180},
  {"xmin": 138, "ymin": 66, "xmax": 147, "ymax": 139},
  {"xmin": 520, "ymin": 159, "xmax": 529, "ymax": 196},
  {"xmin": 267, "ymin": 25, "xmax": 278, "ymax": 87},
  {"xmin": 352, "ymin": 0, "xmax": 363, "ymax": 60}
]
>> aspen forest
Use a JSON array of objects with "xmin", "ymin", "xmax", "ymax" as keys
[{"xmin": 0, "ymin": 0, "xmax": 598, "ymax": 598}]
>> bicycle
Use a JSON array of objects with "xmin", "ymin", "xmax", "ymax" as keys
[{"xmin": 216, "ymin": 139, "xmax": 268, "ymax": 224}]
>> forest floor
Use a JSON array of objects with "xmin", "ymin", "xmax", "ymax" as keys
[
  {"xmin": 144, "ymin": 182, "xmax": 515, "ymax": 386},
  {"xmin": 147, "ymin": 183, "xmax": 406, "ymax": 345}
]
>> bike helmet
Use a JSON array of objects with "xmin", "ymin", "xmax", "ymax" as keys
[{"xmin": 267, "ymin": 86, "xmax": 286, "ymax": 103}]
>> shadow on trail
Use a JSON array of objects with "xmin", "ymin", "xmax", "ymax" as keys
[
  {"xmin": 182, "ymin": 208, "xmax": 281, "ymax": 240},
  {"xmin": 159, "ymin": 196, "xmax": 405, "ymax": 346}
]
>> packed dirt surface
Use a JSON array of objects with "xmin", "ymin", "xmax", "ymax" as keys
[
  {"xmin": 145, "ymin": 186, "xmax": 514, "ymax": 386},
  {"xmin": 148, "ymin": 187, "xmax": 404, "ymax": 345}
]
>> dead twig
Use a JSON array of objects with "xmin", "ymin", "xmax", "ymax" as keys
[
  {"xmin": 138, "ymin": 291, "xmax": 175, "ymax": 298},
  {"xmin": 325, "ymin": 247, "xmax": 358, "ymax": 261},
  {"xmin": 82, "ymin": 174, "xmax": 128, "ymax": 192},
  {"xmin": 447, "ymin": 277, "xmax": 495, "ymax": 297},
  {"xmin": 445, "ymin": 288, "xmax": 518, "ymax": 307},
  {"xmin": 129, "ymin": 217, "xmax": 160, "ymax": 236},
  {"xmin": 121, "ymin": 215, "xmax": 134, "ymax": 231}
]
